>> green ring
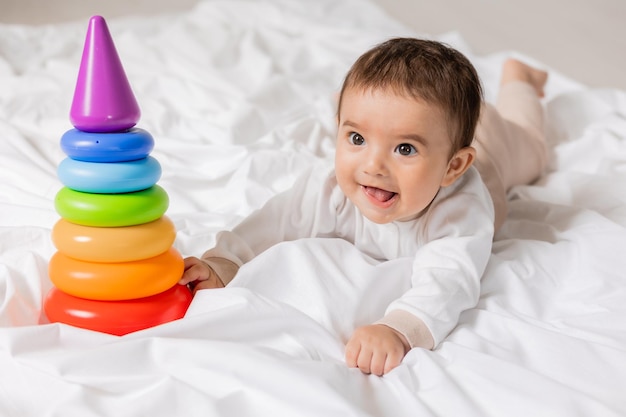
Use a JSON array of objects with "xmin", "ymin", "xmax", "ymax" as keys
[{"xmin": 55, "ymin": 185, "xmax": 169, "ymax": 227}]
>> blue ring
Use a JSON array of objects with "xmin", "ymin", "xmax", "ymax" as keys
[
  {"xmin": 58, "ymin": 156, "xmax": 162, "ymax": 193},
  {"xmin": 60, "ymin": 128, "xmax": 154, "ymax": 162}
]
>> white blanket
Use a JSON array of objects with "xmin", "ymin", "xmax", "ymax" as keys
[{"xmin": 1, "ymin": 0, "xmax": 625, "ymax": 415}]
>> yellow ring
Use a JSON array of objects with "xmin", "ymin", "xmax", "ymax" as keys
[
  {"xmin": 49, "ymin": 247, "xmax": 184, "ymax": 301},
  {"xmin": 52, "ymin": 216, "xmax": 176, "ymax": 262}
]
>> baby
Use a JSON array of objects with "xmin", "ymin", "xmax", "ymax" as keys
[{"xmin": 179, "ymin": 38, "xmax": 548, "ymax": 376}]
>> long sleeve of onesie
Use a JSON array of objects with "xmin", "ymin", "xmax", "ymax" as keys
[{"xmin": 201, "ymin": 164, "xmax": 344, "ymax": 274}]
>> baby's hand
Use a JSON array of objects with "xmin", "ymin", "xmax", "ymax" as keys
[
  {"xmin": 345, "ymin": 324, "xmax": 410, "ymax": 376},
  {"xmin": 178, "ymin": 256, "xmax": 224, "ymax": 294}
]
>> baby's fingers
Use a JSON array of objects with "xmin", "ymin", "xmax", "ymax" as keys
[
  {"xmin": 193, "ymin": 279, "xmax": 221, "ymax": 292},
  {"xmin": 382, "ymin": 350, "xmax": 404, "ymax": 375},
  {"xmin": 346, "ymin": 337, "xmax": 378, "ymax": 375},
  {"xmin": 345, "ymin": 325, "xmax": 408, "ymax": 376},
  {"xmin": 178, "ymin": 257, "xmax": 211, "ymax": 285}
]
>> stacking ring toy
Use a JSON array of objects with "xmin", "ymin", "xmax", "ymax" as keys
[
  {"xmin": 49, "ymin": 247, "xmax": 184, "ymax": 300},
  {"xmin": 58, "ymin": 156, "xmax": 161, "ymax": 194},
  {"xmin": 52, "ymin": 216, "xmax": 176, "ymax": 263},
  {"xmin": 44, "ymin": 284, "xmax": 192, "ymax": 336},
  {"xmin": 55, "ymin": 185, "xmax": 168, "ymax": 227},
  {"xmin": 60, "ymin": 128, "xmax": 154, "ymax": 162}
]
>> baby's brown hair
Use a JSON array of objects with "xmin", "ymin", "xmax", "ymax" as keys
[{"xmin": 338, "ymin": 38, "xmax": 483, "ymax": 155}]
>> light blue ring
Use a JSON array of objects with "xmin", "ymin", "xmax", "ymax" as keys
[{"xmin": 58, "ymin": 156, "xmax": 162, "ymax": 193}]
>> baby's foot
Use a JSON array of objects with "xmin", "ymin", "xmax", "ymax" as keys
[{"xmin": 500, "ymin": 58, "xmax": 548, "ymax": 97}]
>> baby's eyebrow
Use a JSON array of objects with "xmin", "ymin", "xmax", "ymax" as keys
[
  {"xmin": 398, "ymin": 133, "xmax": 428, "ymax": 147},
  {"xmin": 341, "ymin": 120, "xmax": 361, "ymax": 130}
]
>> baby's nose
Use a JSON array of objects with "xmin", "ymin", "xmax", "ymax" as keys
[{"xmin": 363, "ymin": 152, "xmax": 389, "ymax": 176}]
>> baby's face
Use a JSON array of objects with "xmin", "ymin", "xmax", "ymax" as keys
[{"xmin": 335, "ymin": 87, "xmax": 455, "ymax": 224}]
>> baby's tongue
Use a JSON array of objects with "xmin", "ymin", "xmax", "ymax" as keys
[{"xmin": 364, "ymin": 186, "xmax": 395, "ymax": 202}]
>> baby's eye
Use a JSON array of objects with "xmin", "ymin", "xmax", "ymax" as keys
[
  {"xmin": 395, "ymin": 143, "xmax": 417, "ymax": 156},
  {"xmin": 349, "ymin": 132, "xmax": 365, "ymax": 146}
]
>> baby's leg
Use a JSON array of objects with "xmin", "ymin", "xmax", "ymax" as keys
[
  {"xmin": 473, "ymin": 59, "xmax": 548, "ymax": 230},
  {"xmin": 495, "ymin": 59, "xmax": 548, "ymax": 188}
]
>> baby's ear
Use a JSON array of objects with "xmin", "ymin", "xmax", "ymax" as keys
[{"xmin": 440, "ymin": 146, "xmax": 476, "ymax": 187}]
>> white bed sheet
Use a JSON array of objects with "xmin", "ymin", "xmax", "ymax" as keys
[{"xmin": 1, "ymin": 0, "xmax": 625, "ymax": 415}]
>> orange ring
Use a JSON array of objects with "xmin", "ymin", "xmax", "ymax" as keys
[
  {"xmin": 44, "ymin": 284, "xmax": 192, "ymax": 336},
  {"xmin": 48, "ymin": 247, "xmax": 184, "ymax": 300},
  {"xmin": 52, "ymin": 216, "xmax": 176, "ymax": 262}
]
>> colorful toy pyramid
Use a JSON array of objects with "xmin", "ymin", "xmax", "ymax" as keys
[{"xmin": 44, "ymin": 16, "xmax": 192, "ymax": 335}]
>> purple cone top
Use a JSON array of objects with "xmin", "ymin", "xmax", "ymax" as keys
[{"xmin": 70, "ymin": 16, "xmax": 140, "ymax": 133}]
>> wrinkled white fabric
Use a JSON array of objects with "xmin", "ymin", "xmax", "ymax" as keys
[{"xmin": 0, "ymin": 0, "xmax": 625, "ymax": 416}]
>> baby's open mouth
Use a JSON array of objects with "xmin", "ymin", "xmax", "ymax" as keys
[{"xmin": 362, "ymin": 185, "xmax": 397, "ymax": 203}]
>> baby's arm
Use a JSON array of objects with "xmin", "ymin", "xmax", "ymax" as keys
[{"xmin": 180, "ymin": 164, "xmax": 337, "ymax": 293}]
